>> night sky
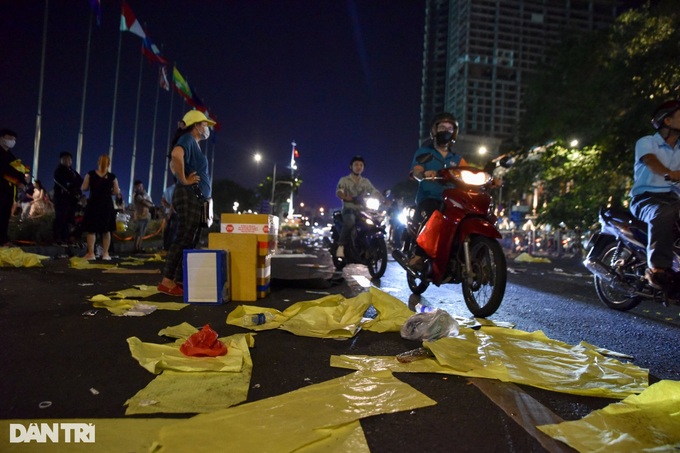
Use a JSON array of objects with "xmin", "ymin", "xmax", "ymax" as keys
[{"xmin": 1, "ymin": 1, "xmax": 425, "ymax": 212}]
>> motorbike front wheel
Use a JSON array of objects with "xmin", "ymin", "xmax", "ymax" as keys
[
  {"xmin": 367, "ymin": 236, "xmax": 388, "ymax": 278},
  {"xmin": 461, "ymin": 236, "xmax": 507, "ymax": 318},
  {"xmin": 593, "ymin": 243, "xmax": 643, "ymax": 311}
]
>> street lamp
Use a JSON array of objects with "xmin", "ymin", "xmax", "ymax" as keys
[
  {"xmin": 478, "ymin": 146, "xmax": 488, "ymax": 156},
  {"xmin": 253, "ymin": 153, "xmax": 278, "ymax": 205},
  {"xmin": 569, "ymin": 139, "xmax": 579, "ymax": 148}
]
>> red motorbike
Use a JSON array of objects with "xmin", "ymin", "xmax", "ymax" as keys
[{"xmin": 393, "ymin": 155, "xmax": 507, "ymax": 317}]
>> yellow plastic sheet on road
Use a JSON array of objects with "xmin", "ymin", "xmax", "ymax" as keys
[
  {"xmin": 90, "ymin": 296, "xmax": 186, "ymax": 315},
  {"xmin": 126, "ymin": 333, "xmax": 255, "ymax": 415},
  {"xmin": 514, "ymin": 252, "xmax": 551, "ymax": 263},
  {"xmin": 0, "ymin": 247, "xmax": 49, "ymax": 267},
  {"xmin": 226, "ymin": 287, "xmax": 414, "ymax": 338},
  {"xmin": 332, "ymin": 326, "xmax": 648, "ymax": 399},
  {"xmin": 538, "ymin": 380, "xmax": 680, "ymax": 452},
  {"xmin": 69, "ymin": 256, "xmax": 118, "ymax": 269},
  {"xmin": 150, "ymin": 371, "xmax": 436, "ymax": 452}
]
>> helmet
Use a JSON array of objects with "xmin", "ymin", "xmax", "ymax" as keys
[
  {"xmin": 350, "ymin": 155, "xmax": 365, "ymax": 166},
  {"xmin": 430, "ymin": 112, "xmax": 459, "ymax": 141},
  {"xmin": 651, "ymin": 100, "xmax": 680, "ymax": 130},
  {"xmin": 182, "ymin": 109, "xmax": 216, "ymax": 128}
]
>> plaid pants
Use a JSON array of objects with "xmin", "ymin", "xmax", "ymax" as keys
[{"xmin": 163, "ymin": 184, "xmax": 203, "ymax": 282}]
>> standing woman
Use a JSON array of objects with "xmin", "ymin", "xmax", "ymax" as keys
[
  {"xmin": 81, "ymin": 154, "xmax": 122, "ymax": 260},
  {"xmin": 158, "ymin": 110, "xmax": 214, "ymax": 296}
]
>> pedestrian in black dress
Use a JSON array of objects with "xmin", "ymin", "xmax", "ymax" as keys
[{"xmin": 81, "ymin": 154, "xmax": 122, "ymax": 260}]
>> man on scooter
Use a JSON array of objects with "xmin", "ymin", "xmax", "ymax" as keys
[
  {"xmin": 630, "ymin": 99, "xmax": 680, "ymax": 289},
  {"xmin": 335, "ymin": 155, "xmax": 383, "ymax": 259},
  {"xmin": 408, "ymin": 112, "xmax": 469, "ymax": 271}
]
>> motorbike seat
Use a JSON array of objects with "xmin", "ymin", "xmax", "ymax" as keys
[{"xmin": 602, "ymin": 207, "xmax": 646, "ymax": 230}]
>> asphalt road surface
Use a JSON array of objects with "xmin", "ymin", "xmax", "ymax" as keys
[{"xmin": 0, "ymin": 237, "xmax": 678, "ymax": 452}]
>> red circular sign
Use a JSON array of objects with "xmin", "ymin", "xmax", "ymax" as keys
[
  {"xmin": 263, "ymin": 225, "xmax": 269, "ymax": 233},
  {"xmin": 226, "ymin": 224, "xmax": 234, "ymax": 233}
]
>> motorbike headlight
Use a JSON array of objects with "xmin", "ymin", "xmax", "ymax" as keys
[
  {"xmin": 398, "ymin": 210, "xmax": 408, "ymax": 226},
  {"xmin": 365, "ymin": 197, "xmax": 380, "ymax": 210},
  {"xmin": 459, "ymin": 169, "xmax": 490, "ymax": 186}
]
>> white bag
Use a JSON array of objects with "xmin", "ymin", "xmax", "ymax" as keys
[{"xmin": 400, "ymin": 309, "xmax": 459, "ymax": 341}]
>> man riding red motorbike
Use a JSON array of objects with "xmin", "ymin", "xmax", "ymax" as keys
[
  {"xmin": 393, "ymin": 112, "xmax": 507, "ymax": 318},
  {"xmin": 408, "ymin": 113, "xmax": 468, "ymax": 271}
]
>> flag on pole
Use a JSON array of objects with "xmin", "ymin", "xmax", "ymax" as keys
[
  {"xmin": 159, "ymin": 66, "xmax": 170, "ymax": 91},
  {"xmin": 204, "ymin": 110, "xmax": 221, "ymax": 131},
  {"xmin": 89, "ymin": 0, "xmax": 102, "ymax": 26},
  {"xmin": 142, "ymin": 35, "xmax": 168, "ymax": 65},
  {"xmin": 172, "ymin": 66, "xmax": 193, "ymax": 101},
  {"xmin": 120, "ymin": 1, "xmax": 146, "ymax": 38}
]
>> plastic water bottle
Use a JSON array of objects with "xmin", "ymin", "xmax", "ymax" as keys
[
  {"xmin": 243, "ymin": 312, "xmax": 275, "ymax": 326},
  {"xmin": 414, "ymin": 303, "xmax": 434, "ymax": 313}
]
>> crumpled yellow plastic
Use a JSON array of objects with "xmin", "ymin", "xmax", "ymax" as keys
[
  {"xmin": 118, "ymin": 253, "xmax": 164, "ymax": 266},
  {"xmin": 514, "ymin": 252, "xmax": 551, "ymax": 263},
  {"xmin": 331, "ymin": 326, "xmax": 648, "ymax": 399},
  {"xmin": 126, "ymin": 333, "xmax": 255, "ymax": 415},
  {"xmin": 226, "ymin": 287, "xmax": 414, "ymax": 338},
  {"xmin": 127, "ymin": 335, "xmax": 243, "ymax": 374},
  {"xmin": 90, "ymin": 296, "xmax": 186, "ymax": 315},
  {"xmin": 0, "ymin": 247, "xmax": 49, "ymax": 267},
  {"xmin": 106, "ymin": 284, "xmax": 160, "ymax": 299},
  {"xmin": 69, "ymin": 256, "xmax": 117, "ymax": 269},
  {"xmin": 538, "ymin": 380, "xmax": 680, "ymax": 452},
  {"xmin": 150, "ymin": 371, "xmax": 436, "ymax": 452}
]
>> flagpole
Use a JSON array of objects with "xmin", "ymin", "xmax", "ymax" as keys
[
  {"xmin": 148, "ymin": 73, "xmax": 161, "ymax": 199},
  {"xmin": 163, "ymin": 86, "xmax": 175, "ymax": 191},
  {"xmin": 109, "ymin": 24, "xmax": 123, "ymax": 163},
  {"xmin": 288, "ymin": 141, "xmax": 296, "ymax": 218},
  {"xmin": 76, "ymin": 9, "xmax": 93, "ymax": 174},
  {"xmin": 33, "ymin": 0, "xmax": 49, "ymax": 180},
  {"xmin": 128, "ymin": 51, "xmax": 144, "ymax": 204}
]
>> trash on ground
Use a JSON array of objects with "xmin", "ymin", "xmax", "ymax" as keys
[
  {"xmin": 538, "ymin": 380, "xmax": 680, "ymax": 452},
  {"xmin": 118, "ymin": 303, "xmax": 157, "ymax": 317},
  {"xmin": 89, "ymin": 388, "xmax": 99, "ymax": 395},
  {"xmin": 396, "ymin": 347, "xmax": 435, "ymax": 363},
  {"xmin": 400, "ymin": 309, "xmax": 460, "ymax": 341},
  {"xmin": 180, "ymin": 324, "xmax": 228, "ymax": 357},
  {"xmin": 0, "ymin": 247, "xmax": 49, "ymax": 268},
  {"xmin": 513, "ymin": 252, "xmax": 551, "ymax": 263},
  {"xmin": 82, "ymin": 309, "xmax": 98, "ymax": 317}
]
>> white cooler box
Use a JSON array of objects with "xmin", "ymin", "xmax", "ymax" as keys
[{"xmin": 183, "ymin": 249, "xmax": 230, "ymax": 304}]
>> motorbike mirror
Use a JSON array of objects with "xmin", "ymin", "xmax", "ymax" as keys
[{"xmin": 415, "ymin": 153, "xmax": 434, "ymax": 165}]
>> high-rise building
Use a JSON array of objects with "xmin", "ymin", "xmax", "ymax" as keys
[{"xmin": 419, "ymin": 0, "xmax": 624, "ymax": 160}]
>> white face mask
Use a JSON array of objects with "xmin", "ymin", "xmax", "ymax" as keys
[
  {"xmin": 201, "ymin": 126, "xmax": 210, "ymax": 140},
  {"xmin": 1, "ymin": 137, "xmax": 16, "ymax": 149}
]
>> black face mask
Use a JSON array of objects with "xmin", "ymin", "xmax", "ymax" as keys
[{"xmin": 434, "ymin": 131, "xmax": 454, "ymax": 147}]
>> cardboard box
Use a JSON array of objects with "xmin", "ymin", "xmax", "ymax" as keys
[
  {"xmin": 220, "ymin": 213, "xmax": 278, "ymax": 255},
  {"xmin": 182, "ymin": 249, "xmax": 229, "ymax": 304},
  {"xmin": 209, "ymin": 233, "xmax": 272, "ymax": 302}
]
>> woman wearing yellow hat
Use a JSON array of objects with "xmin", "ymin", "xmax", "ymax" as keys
[{"xmin": 158, "ymin": 110, "xmax": 215, "ymax": 296}]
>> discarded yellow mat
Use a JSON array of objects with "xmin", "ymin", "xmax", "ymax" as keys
[
  {"xmin": 331, "ymin": 327, "xmax": 648, "ymax": 399},
  {"xmin": 126, "ymin": 333, "xmax": 255, "ymax": 415},
  {"xmin": 127, "ymin": 335, "xmax": 243, "ymax": 374},
  {"xmin": 226, "ymin": 287, "xmax": 414, "ymax": 338},
  {"xmin": 538, "ymin": 380, "xmax": 680, "ymax": 452},
  {"xmin": 105, "ymin": 284, "xmax": 159, "ymax": 299},
  {"xmin": 150, "ymin": 371, "xmax": 436, "ymax": 452},
  {"xmin": 0, "ymin": 247, "xmax": 49, "ymax": 267},
  {"xmin": 90, "ymin": 297, "xmax": 186, "ymax": 316},
  {"xmin": 69, "ymin": 256, "xmax": 117, "ymax": 269},
  {"xmin": 514, "ymin": 252, "xmax": 551, "ymax": 263},
  {"xmin": 0, "ymin": 418, "xmax": 171, "ymax": 453},
  {"xmin": 118, "ymin": 253, "xmax": 165, "ymax": 266}
]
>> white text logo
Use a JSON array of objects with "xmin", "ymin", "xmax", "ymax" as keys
[{"xmin": 9, "ymin": 423, "xmax": 95, "ymax": 443}]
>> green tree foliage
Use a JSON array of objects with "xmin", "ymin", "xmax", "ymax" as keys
[
  {"xmin": 211, "ymin": 178, "xmax": 258, "ymax": 216},
  {"xmin": 512, "ymin": 4, "xmax": 680, "ymax": 227}
]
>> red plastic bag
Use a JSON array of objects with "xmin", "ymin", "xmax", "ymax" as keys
[
  {"xmin": 416, "ymin": 210, "xmax": 444, "ymax": 259},
  {"xmin": 180, "ymin": 324, "xmax": 228, "ymax": 357}
]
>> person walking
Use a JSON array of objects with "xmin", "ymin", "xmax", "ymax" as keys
[
  {"xmin": 81, "ymin": 154, "xmax": 122, "ymax": 260},
  {"xmin": 158, "ymin": 110, "xmax": 215, "ymax": 296},
  {"xmin": 0, "ymin": 129, "xmax": 26, "ymax": 246},
  {"xmin": 161, "ymin": 183, "xmax": 178, "ymax": 251},
  {"xmin": 52, "ymin": 151, "xmax": 83, "ymax": 244},
  {"xmin": 132, "ymin": 180, "xmax": 154, "ymax": 253}
]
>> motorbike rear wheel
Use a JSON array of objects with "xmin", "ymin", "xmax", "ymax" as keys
[
  {"xmin": 593, "ymin": 243, "xmax": 643, "ymax": 311},
  {"xmin": 367, "ymin": 236, "xmax": 388, "ymax": 278},
  {"xmin": 461, "ymin": 236, "xmax": 507, "ymax": 318}
]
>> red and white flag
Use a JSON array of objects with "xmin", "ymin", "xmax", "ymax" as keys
[{"xmin": 120, "ymin": 1, "xmax": 146, "ymax": 39}]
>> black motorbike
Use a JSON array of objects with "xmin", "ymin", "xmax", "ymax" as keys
[
  {"xmin": 584, "ymin": 204, "xmax": 680, "ymax": 310},
  {"xmin": 324, "ymin": 196, "xmax": 388, "ymax": 278}
]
